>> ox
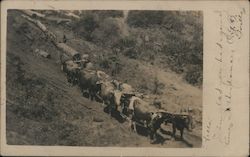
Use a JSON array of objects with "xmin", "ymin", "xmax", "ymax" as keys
[
  {"xmin": 97, "ymin": 79, "xmax": 132, "ymax": 116},
  {"xmin": 61, "ymin": 60, "xmax": 80, "ymax": 85},
  {"xmin": 97, "ymin": 70, "xmax": 110, "ymax": 81},
  {"xmin": 96, "ymin": 80, "xmax": 116, "ymax": 114},
  {"xmin": 119, "ymin": 83, "xmax": 134, "ymax": 93},
  {"xmin": 128, "ymin": 97, "xmax": 161, "ymax": 142},
  {"xmin": 109, "ymin": 80, "xmax": 135, "ymax": 115},
  {"xmin": 158, "ymin": 111, "xmax": 195, "ymax": 140},
  {"xmin": 78, "ymin": 70, "xmax": 99, "ymax": 100}
]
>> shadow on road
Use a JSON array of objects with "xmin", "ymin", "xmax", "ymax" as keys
[
  {"xmin": 102, "ymin": 106, "xmax": 196, "ymax": 147},
  {"xmin": 103, "ymin": 106, "xmax": 126, "ymax": 123},
  {"xmin": 158, "ymin": 128, "xmax": 194, "ymax": 147}
]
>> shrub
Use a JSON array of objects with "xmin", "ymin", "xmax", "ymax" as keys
[
  {"xmin": 162, "ymin": 12, "xmax": 185, "ymax": 32},
  {"xmin": 99, "ymin": 58, "xmax": 111, "ymax": 69},
  {"xmin": 124, "ymin": 48, "xmax": 138, "ymax": 59},
  {"xmin": 127, "ymin": 11, "xmax": 165, "ymax": 28},
  {"xmin": 138, "ymin": 82, "xmax": 149, "ymax": 94},
  {"xmin": 113, "ymin": 36, "xmax": 136, "ymax": 50},
  {"xmin": 92, "ymin": 17, "xmax": 122, "ymax": 46},
  {"xmin": 92, "ymin": 10, "xmax": 123, "ymax": 19},
  {"xmin": 99, "ymin": 55, "xmax": 123, "ymax": 76},
  {"xmin": 152, "ymin": 76, "xmax": 165, "ymax": 95},
  {"xmin": 184, "ymin": 65, "xmax": 202, "ymax": 85},
  {"xmin": 161, "ymin": 19, "xmax": 203, "ymax": 85},
  {"xmin": 72, "ymin": 13, "xmax": 99, "ymax": 41}
]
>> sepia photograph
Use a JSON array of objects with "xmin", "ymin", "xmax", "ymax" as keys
[
  {"xmin": 1, "ymin": 0, "xmax": 249, "ymax": 156},
  {"xmin": 6, "ymin": 9, "xmax": 203, "ymax": 148}
]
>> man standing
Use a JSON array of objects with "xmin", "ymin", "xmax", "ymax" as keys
[{"xmin": 63, "ymin": 34, "xmax": 67, "ymax": 43}]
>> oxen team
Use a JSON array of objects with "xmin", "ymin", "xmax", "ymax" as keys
[{"xmin": 61, "ymin": 55, "xmax": 195, "ymax": 143}]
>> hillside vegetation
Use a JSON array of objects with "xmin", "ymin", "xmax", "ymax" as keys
[
  {"xmin": 71, "ymin": 10, "xmax": 203, "ymax": 86},
  {"xmin": 6, "ymin": 10, "xmax": 202, "ymax": 147}
]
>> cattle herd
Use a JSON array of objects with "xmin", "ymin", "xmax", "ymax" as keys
[{"xmin": 61, "ymin": 55, "xmax": 195, "ymax": 144}]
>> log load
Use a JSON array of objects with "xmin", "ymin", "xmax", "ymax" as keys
[
  {"xmin": 21, "ymin": 10, "xmax": 46, "ymax": 18},
  {"xmin": 21, "ymin": 15, "xmax": 57, "ymax": 43},
  {"xmin": 55, "ymin": 43, "xmax": 81, "ymax": 61},
  {"xmin": 21, "ymin": 12, "xmax": 82, "ymax": 61}
]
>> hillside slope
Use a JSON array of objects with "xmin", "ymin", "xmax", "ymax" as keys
[{"xmin": 6, "ymin": 10, "xmax": 202, "ymax": 147}]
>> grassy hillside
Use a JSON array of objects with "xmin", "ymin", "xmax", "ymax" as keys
[
  {"xmin": 71, "ymin": 10, "xmax": 203, "ymax": 86},
  {"xmin": 6, "ymin": 10, "xmax": 202, "ymax": 147}
]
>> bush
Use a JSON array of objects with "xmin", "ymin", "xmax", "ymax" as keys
[
  {"xmin": 113, "ymin": 36, "xmax": 136, "ymax": 50},
  {"xmin": 184, "ymin": 65, "xmax": 202, "ymax": 85},
  {"xmin": 152, "ymin": 76, "xmax": 165, "ymax": 95},
  {"xmin": 72, "ymin": 10, "xmax": 124, "ymax": 42},
  {"xmin": 99, "ymin": 55, "xmax": 123, "ymax": 76},
  {"xmin": 112, "ymin": 36, "xmax": 139, "ymax": 59},
  {"xmin": 73, "ymin": 10, "xmax": 203, "ymax": 86},
  {"xmin": 162, "ymin": 12, "xmax": 185, "ymax": 32},
  {"xmin": 99, "ymin": 58, "xmax": 111, "ymax": 69},
  {"xmin": 124, "ymin": 48, "xmax": 138, "ymax": 59},
  {"xmin": 138, "ymin": 82, "xmax": 149, "ymax": 94},
  {"xmin": 127, "ymin": 11, "xmax": 165, "ymax": 28},
  {"xmin": 161, "ymin": 18, "xmax": 203, "ymax": 85},
  {"xmin": 72, "ymin": 13, "xmax": 99, "ymax": 41},
  {"xmin": 92, "ymin": 10, "xmax": 123, "ymax": 19},
  {"xmin": 92, "ymin": 17, "xmax": 122, "ymax": 46}
]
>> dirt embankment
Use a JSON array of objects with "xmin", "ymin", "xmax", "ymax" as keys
[{"xmin": 6, "ymin": 10, "xmax": 202, "ymax": 147}]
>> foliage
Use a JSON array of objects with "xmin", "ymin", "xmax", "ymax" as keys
[
  {"xmin": 113, "ymin": 36, "xmax": 138, "ymax": 59},
  {"xmin": 126, "ymin": 11, "xmax": 203, "ymax": 86},
  {"xmin": 99, "ymin": 54, "xmax": 123, "ymax": 76},
  {"xmin": 72, "ymin": 13, "xmax": 99, "ymax": 41},
  {"xmin": 91, "ymin": 10, "xmax": 123, "ymax": 19},
  {"xmin": 153, "ymin": 76, "xmax": 165, "ymax": 95},
  {"xmin": 114, "ymin": 36, "xmax": 137, "ymax": 50},
  {"xmin": 184, "ymin": 65, "xmax": 202, "ymax": 85},
  {"xmin": 71, "ymin": 10, "xmax": 203, "ymax": 86},
  {"xmin": 72, "ymin": 10, "xmax": 123, "ymax": 43},
  {"xmin": 127, "ymin": 11, "xmax": 165, "ymax": 28},
  {"xmin": 92, "ymin": 17, "xmax": 122, "ymax": 46}
]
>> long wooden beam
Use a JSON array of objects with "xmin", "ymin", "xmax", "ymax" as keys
[{"xmin": 21, "ymin": 14, "xmax": 81, "ymax": 59}]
